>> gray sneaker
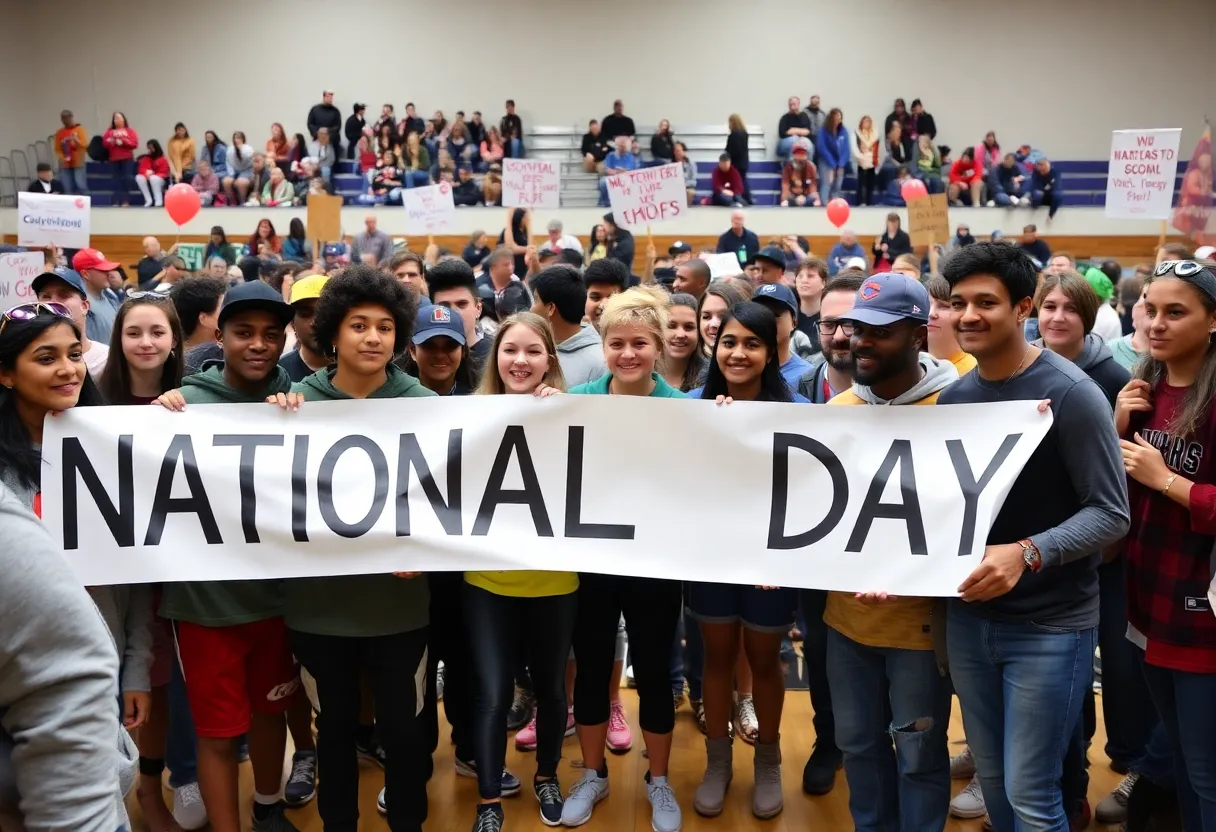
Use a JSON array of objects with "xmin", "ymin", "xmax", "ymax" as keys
[
  {"xmin": 251, "ymin": 802, "xmax": 300, "ymax": 832},
  {"xmin": 694, "ymin": 736, "xmax": 733, "ymax": 817},
  {"xmin": 950, "ymin": 774, "xmax": 987, "ymax": 819},
  {"xmin": 646, "ymin": 774, "xmax": 682, "ymax": 832},
  {"xmin": 560, "ymin": 769, "xmax": 609, "ymax": 827},
  {"xmin": 753, "ymin": 740, "xmax": 783, "ymax": 819},
  {"xmin": 1095, "ymin": 772, "xmax": 1138, "ymax": 824}
]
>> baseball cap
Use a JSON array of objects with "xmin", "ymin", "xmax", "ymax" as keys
[
  {"xmin": 31, "ymin": 267, "xmax": 87, "ymax": 298},
  {"xmin": 753, "ymin": 282, "xmax": 798, "ymax": 317},
  {"xmin": 749, "ymin": 245, "xmax": 786, "ymax": 269},
  {"xmin": 412, "ymin": 303, "xmax": 466, "ymax": 346},
  {"xmin": 322, "ymin": 243, "xmax": 343, "ymax": 258},
  {"xmin": 290, "ymin": 273, "xmax": 329, "ymax": 305},
  {"xmin": 841, "ymin": 272, "xmax": 930, "ymax": 326},
  {"xmin": 217, "ymin": 279, "xmax": 293, "ymax": 328},
  {"xmin": 669, "ymin": 241, "xmax": 691, "ymax": 256},
  {"xmin": 1083, "ymin": 267, "xmax": 1115, "ymax": 303},
  {"xmin": 72, "ymin": 248, "xmax": 120, "ymax": 272},
  {"xmin": 844, "ymin": 256, "xmax": 868, "ymax": 271},
  {"xmin": 791, "ymin": 139, "xmax": 811, "ymax": 156}
]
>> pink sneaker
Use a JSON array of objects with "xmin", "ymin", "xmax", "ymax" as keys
[
  {"xmin": 566, "ymin": 706, "xmax": 576, "ymax": 737},
  {"xmin": 606, "ymin": 700, "xmax": 633, "ymax": 753},
  {"xmin": 515, "ymin": 714, "xmax": 537, "ymax": 751}
]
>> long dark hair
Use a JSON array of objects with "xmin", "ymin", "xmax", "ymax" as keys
[
  {"xmin": 110, "ymin": 111, "xmax": 129, "ymax": 129},
  {"xmin": 146, "ymin": 139, "xmax": 164, "ymax": 159},
  {"xmin": 0, "ymin": 315, "xmax": 103, "ymax": 491},
  {"xmin": 289, "ymin": 218, "xmax": 306, "ymax": 241},
  {"xmin": 204, "ymin": 130, "xmax": 222, "ymax": 149},
  {"xmin": 700, "ymin": 302, "xmax": 792, "ymax": 402},
  {"xmin": 398, "ymin": 341, "xmax": 477, "ymax": 393},
  {"xmin": 174, "ymin": 122, "xmax": 189, "ymax": 138},
  {"xmin": 97, "ymin": 296, "xmax": 185, "ymax": 405}
]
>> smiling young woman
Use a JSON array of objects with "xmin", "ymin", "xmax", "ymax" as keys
[
  {"xmin": 663, "ymin": 293, "xmax": 707, "ymax": 392},
  {"xmin": 97, "ymin": 294, "xmax": 185, "ymax": 405}
]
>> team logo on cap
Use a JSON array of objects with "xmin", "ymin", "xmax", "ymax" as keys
[
  {"xmin": 758, "ymin": 284, "xmax": 777, "ymax": 295},
  {"xmin": 860, "ymin": 280, "xmax": 882, "ymax": 301},
  {"xmin": 430, "ymin": 306, "xmax": 452, "ymax": 323}
]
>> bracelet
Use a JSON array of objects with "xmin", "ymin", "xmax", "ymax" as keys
[{"xmin": 1162, "ymin": 474, "xmax": 1179, "ymax": 495}]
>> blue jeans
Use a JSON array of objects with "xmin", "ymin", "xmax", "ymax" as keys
[
  {"xmin": 60, "ymin": 164, "xmax": 90, "ymax": 194},
  {"xmin": 947, "ymin": 604, "xmax": 1095, "ymax": 832},
  {"xmin": 507, "ymin": 138, "xmax": 524, "ymax": 158},
  {"xmin": 110, "ymin": 159, "xmax": 136, "ymax": 204},
  {"xmin": 1032, "ymin": 189, "xmax": 1061, "ymax": 218},
  {"xmin": 818, "ymin": 162, "xmax": 844, "ymax": 204},
  {"xmin": 405, "ymin": 170, "xmax": 430, "ymax": 188},
  {"xmin": 1141, "ymin": 660, "xmax": 1216, "ymax": 831},
  {"xmin": 827, "ymin": 628, "xmax": 950, "ymax": 832},
  {"xmin": 800, "ymin": 589, "xmax": 837, "ymax": 752},
  {"xmin": 1098, "ymin": 558, "xmax": 1157, "ymax": 769},
  {"xmin": 776, "ymin": 136, "xmax": 798, "ymax": 158},
  {"xmin": 598, "ymin": 178, "xmax": 611, "ymax": 207},
  {"xmin": 166, "ymin": 657, "xmax": 198, "ymax": 788}
]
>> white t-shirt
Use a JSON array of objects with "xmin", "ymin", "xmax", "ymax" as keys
[
  {"xmin": 84, "ymin": 342, "xmax": 109, "ymax": 377},
  {"xmin": 1093, "ymin": 303, "xmax": 1124, "ymax": 344},
  {"xmin": 540, "ymin": 234, "xmax": 584, "ymax": 254}
]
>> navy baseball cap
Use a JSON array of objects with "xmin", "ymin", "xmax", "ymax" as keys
[
  {"xmin": 748, "ymin": 245, "xmax": 786, "ymax": 269},
  {"xmin": 752, "ymin": 282, "xmax": 798, "ymax": 317},
  {"xmin": 30, "ymin": 267, "xmax": 87, "ymax": 298},
  {"xmin": 412, "ymin": 303, "xmax": 466, "ymax": 346},
  {"xmin": 218, "ymin": 279, "xmax": 293, "ymax": 328},
  {"xmin": 841, "ymin": 272, "xmax": 930, "ymax": 326}
]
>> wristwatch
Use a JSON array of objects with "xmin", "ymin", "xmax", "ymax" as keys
[{"xmin": 1017, "ymin": 539, "xmax": 1042, "ymax": 573}]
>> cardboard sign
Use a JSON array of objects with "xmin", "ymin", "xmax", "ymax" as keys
[
  {"xmin": 177, "ymin": 243, "xmax": 206, "ymax": 272},
  {"xmin": 702, "ymin": 252, "xmax": 743, "ymax": 278},
  {"xmin": 1106, "ymin": 128, "xmax": 1182, "ymax": 219},
  {"xmin": 306, "ymin": 193, "xmax": 343, "ymax": 243},
  {"xmin": 503, "ymin": 159, "xmax": 560, "ymax": 209},
  {"xmin": 605, "ymin": 163, "xmax": 686, "ymax": 229},
  {"xmin": 403, "ymin": 182, "xmax": 457, "ymax": 235},
  {"xmin": 907, "ymin": 193, "xmax": 950, "ymax": 246},
  {"xmin": 0, "ymin": 251, "xmax": 45, "ymax": 305},
  {"xmin": 17, "ymin": 192, "xmax": 90, "ymax": 249}
]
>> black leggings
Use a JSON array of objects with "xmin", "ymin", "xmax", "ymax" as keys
[
  {"xmin": 291, "ymin": 627, "xmax": 429, "ymax": 832},
  {"xmin": 423, "ymin": 572, "xmax": 472, "ymax": 761},
  {"xmin": 857, "ymin": 167, "xmax": 877, "ymax": 206},
  {"xmin": 464, "ymin": 582, "xmax": 576, "ymax": 799},
  {"xmin": 572, "ymin": 574, "xmax": 682, "ymax": 734}
]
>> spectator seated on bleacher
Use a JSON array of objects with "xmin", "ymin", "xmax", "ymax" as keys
[
  {"xmin": 480, "ymin": 126, "xmax": 505, "ymax": 170},
  {"xmin": 597, "ymin": 136, "xmax": 639, "ymax": 206},
  {"xmin": 431, "ymin": 148, "xmax": 456, "ymax": 185},
  {"xmin": 881, "ymin": 166, "xmax": 912, "ymax": 206},
  {"xmin": 222, "ymin": 131, "xmax": 254, "ymax": 204},
  {"xmin": 397, "ymin": 103, "xmax": 425, "ymax": 140},
  {"xmin": 948, "ymin": 146, "xmax": 985, "ymax": 207},
  {"xmin": 581, "ymin": 120, "xmax": 611, "ymax": 173},
  {"xmin": 401, "ymin": 133, "xmax": 431, "ymax": 188},
  {"xmin": 988, "ymin": 153, "xmax": 1027, "ymax": 206},
  {"xmin": 1031, "ymin": 158, "xmax": 1063, "ymax": 220},
  {"xmin": 483, "ymin": 164, "xmax": 502, "ymax": 207},
  {"xmin": 25, "ymin": 163, "xmax": 64, "ymax": 195},
  {"xmin": 712, "ymin": 153, "xmax": 749, "ymax": 208},
  {"xmin": 879, "ymin": 121, "xmax": 911, "ymax": 192},
  {"xmin": 467, "ymin": 111, "xmax": 486, "ymax": 148},
  {"xmin": 308, "ymin": 128, "xmax": 337, "ymax": 182},
  {"xmin": 356, "ymin": 136, "xmax": 378, "ymax": 182},
  {"xmin": 540, "ymin": 219, "xmax": 583, "ymax": 254},
  {"xmin": 291, "ymin": 160, "xmax": 322, "ymax": 205},
  {"xmin": 245, "ymin": 154, "xmax": 272, "ymax": 206},
  {"xmin": 453, "ymin": 167, "xmax": 483, "ymax": 207},
  {"xmin": 915, "ymin": 135, "xmax": 944, "ymax": 195},
  {"xmin": 911, "ymin": 99, "xmax": 938, "ymax": 143},
  {"xmin": 167, "ymin": 123, "xmax": 195, "ymax": 184},
  {"xmin": 448, "ymin": 121, "xmax": 479, "ymax": 170},
  {"xmin": 135, "ymin": 140, "xmax": 169, "ymax": 207},
  {"xmin": 198, "ymin": 130, "xmax": 227, "ymax": 182},
  {"xmin": 776, "ymin": 96, "xmax": 814, "ymax": 159},
  {"xmin": 651, "ymin": 120, "xmax": 675, "ymax": 165},
  {"xmin": 674, "ymin": 142, "xmax": 696, "ymax": 206},
  {"xmin": 266, "ymin": 123, "xmax": 291, "ymax": 169},
  {"xmin": 190, "ymin": 160, "xmax": 219, "ymax": 205},
  {"xmin": 780, "ymin": 143, "xmax": 820, "ymax": 207},
  {"xmin": 884, "ymin": 98, "xmax": 915, "ymax": 159},
  {"xmin": 358, "ymin": 151, "xmax": 402, "ymax": 205},
  {"xmin": 976, "ymin": 131, "xmax": 1001, "ymax": 177},
  {"xmin": 262, "ymin": 166, "xmax": 293, "ymax": 207}
]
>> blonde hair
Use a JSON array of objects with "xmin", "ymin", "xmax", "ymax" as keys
[
  {"xmin": 474, "ymin": 312, "xmax": 567, "ymax": 395},
  {"xmin": 728, "ymin": 113, "xmax": 746, "ymax": 133},
  {"xmin": 598, "ymin": 285, "xmax": 670, "ymax": 347}
]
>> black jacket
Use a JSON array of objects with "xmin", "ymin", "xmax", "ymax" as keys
[
  {"xmin": 344, "ymin": 114, "xmax": 365, "ymax": 147},
  {"xmin": 453, "ymin": 178, "xmax": 482, "ymax": 207},
  {"xmin": 916, "ymin": 112, "xmax": 937, "ymax": 139},
  {"xmin": 608, "ymin": 228, "xmax": 635, "ymax": 268},
  {"xmin": 24, "ymin": 178, "xmax": 64, "ymax": 195},
  {"xmin": 651, "ymin": 132, "xmax": 675, "ymax": 162},
  {"xmin": 874, "ymin": 229, "xmax": 912, "ymax": 260},
  {"xmin": 500, "ymin": 113, "xmax": 523, "ymax": 142},
  {"xmin": 582, "ymin": 133, "xmax": 611, "ymax": 161},
  {"xmin": 307, "ymin": 103, "xmax": 342, "ymax": 141},
  {"xmin": 601, "ymin": 113, "xmax": 636, "ymax": 139},
  {"xmin": 725, "ymin": 130, "xmax": 749, "ymax": 174}
]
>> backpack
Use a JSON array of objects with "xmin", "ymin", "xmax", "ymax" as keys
[{"xmin": 87, "ymin": 135, "xmax": 109, "ymax": 162}]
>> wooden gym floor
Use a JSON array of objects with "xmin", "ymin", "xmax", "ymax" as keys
[{"xmin": 129, "ymin": 689, "xmax": 1122, "ymax": 831}]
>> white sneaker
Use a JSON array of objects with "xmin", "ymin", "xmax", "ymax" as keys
[
  {"xmin": 950, "ymin": 774, "xmax": 987, "ymax": 819},
  {"xmin": 950, "ymin": 747, "xmax": 976, "ymax": 780},
  {"xmin": 985, "ymin": 200, "xmax": 996, "ymax": 207},
  {"xmin": 172, "ymin": 782, "xmax": 208, "ymax": 830},
  {"xmin": 377, "ymin": 786, "xmax": 387, "ymax": 815},
  {"xmin": 1010, "ymin": 196, "xmax": 1021, "ymax": 206},
  {"xmin": 560, "ymin": 769, "xmax": 609, "ymax": 826}
]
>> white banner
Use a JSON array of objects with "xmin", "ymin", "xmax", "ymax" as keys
[
  {"xmin": 0, "ymin": 251, "xmax": 45, "ymax": 305},
  {"xmin": 17, "ymin": 192, "xmax": 91, "ymax": 249},
  {"xmin": 605, "ymin": 163, "xmax": 687, "ymax": 230},
  {"xmin": 702, "ymin": 252, "xmax": 743, "ymax": 278},
  {"xmin": 1105, "ymin": 128, "xmax": 1182, "ymax": 219},
  {"xmin": 41, "ymin": 396, "xmax": 1051, "ymax": 595},
  {"xmin": 402, "ymin": 182, "xmax": 456, "ymax": 235},
  {"xmin": 503, "ymin": 159, "xmax": 560, "ymax": 209}
]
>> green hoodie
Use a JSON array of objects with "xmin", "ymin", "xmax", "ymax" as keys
[
  {"xmin": 284, "ymin": 366, "xmax": 434, "ymax": 637},
  {"xmin": 569, "ymin": 371, "xmax": 688, "ymax": 398},
  {"xmin": 160, "ymin": 361, "xmax": 295, "ymax": 627}
]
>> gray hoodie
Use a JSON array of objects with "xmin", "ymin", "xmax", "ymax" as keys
[
  {"xmin": 1031, "ymin": 332, "xmax": 1130, "ymax": 407},
  {"xmin": 0, "ymin": 485, "xmax": 133, "ymax": 832},
  {"xmin": 850, "ymin": 352, "xmax": 959, "ymax": 405},
  {"xmin": 556, "ymin": 325, "xmax": 608, "ymax": 388}
]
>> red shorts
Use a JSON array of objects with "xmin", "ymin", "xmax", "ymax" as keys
[{"xmin": 174, "ymin": 617, "xmax": 299, "ymax": 738}]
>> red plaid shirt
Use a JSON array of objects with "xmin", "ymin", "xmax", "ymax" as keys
[{"xmin": 1125, "ymin": 383, "xmax": 1216, "ymax": 671}]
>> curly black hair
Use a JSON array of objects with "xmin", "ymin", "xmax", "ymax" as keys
[{"xmin": 312, "ymin": 264, "xmax": 419, "ymax": 358}]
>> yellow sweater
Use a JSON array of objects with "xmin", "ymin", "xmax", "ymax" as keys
[
  {"xmin": 465, "ymin": 569, "xmax": 578, "ymax": 598},
  {"xmin": 948, "ymin": 350, "xmax": 977, "ymax": 377},
  {"xmin": 167, "ymin": 137, "xmax": 197, "ymax": 178},
  {"xmin": 822, "ymin": 387, "xmax": 940, "ymax": 650}
]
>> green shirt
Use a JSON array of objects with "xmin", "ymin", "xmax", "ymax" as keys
[
  {"xmin": 569, "ymin": 371, "xmax": 689, "ymax": 399},
  {"xmin": 159, "ymin": 363, "xmax": 293, "ymax": 626},
  {"xmin": 283, "ymin": 366, "xmax": 435, "ymax": 637}
]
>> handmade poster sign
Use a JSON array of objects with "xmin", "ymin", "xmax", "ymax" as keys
[
  {"xmin": 503, "ymin": 159, "xmax": 560, "ymax": 209},
  {"xmin": 17, "ymin": 192, "xmax": 90, "ymax": 249},
  {"xmin": 605, "ymin": 163, "xmax": 687, "ymax": 229},
  {"xmin": 1105, "ymin": 128, "xmax": 1181, "ymax": 219}
]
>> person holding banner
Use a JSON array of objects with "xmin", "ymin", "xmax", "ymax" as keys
[
  {"xmin": 822, "ymin": 272, "xmax": 957, "ymax": 832},
  {"xmin": 562, "ymin": 287, "xmax": 686, "ymax": 832},
  {"xmin": 464, "ymin": 312, "xmax": 569, "ymax": 832},
  {"xmin": 938, "ymin": 242, "xmax": 1130, "ymax": 832},
  {"xmin": 1118, "ymin": 258, "xmax": 1216, "ymax": 832}
]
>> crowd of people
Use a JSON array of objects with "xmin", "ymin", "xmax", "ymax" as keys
[
  {"xmin": 2, "ymin": 197, "xmax": 1216, "ymax": 832},
  {"xmin": 36, "ymin": 93, "xmax": 1075, "ymax": 216}
]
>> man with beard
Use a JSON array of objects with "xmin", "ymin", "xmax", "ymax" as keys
[
  {"xmin": 278, "ymin": 274, "xmax": 330, "ymax": 382},
  {"xmin": 824, "ymin": 272, "xmax": 958, "ymax": 831},
  {"xmin": 797, "ymin": 272, "xmax": 863, "ymax": 404}
]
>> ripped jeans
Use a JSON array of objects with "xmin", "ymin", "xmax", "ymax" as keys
[{"xmin": 827, "ymin": 626, "xmax": 951, "ymax": 832}]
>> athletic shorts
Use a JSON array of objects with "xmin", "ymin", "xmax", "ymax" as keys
[
  {"xmin": 686, "ymin": 583, "xmax": 799, "ymax": 634},
  {"xmin": 174, "ymin": 617, "xmax": 299, "ymax": 738}
]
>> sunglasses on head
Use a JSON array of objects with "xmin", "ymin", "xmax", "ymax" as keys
[
  {"xmin": 126, "ymin": 290, "xmax": 170, "ymax": 301},
  {"xmin": 1155, "ymin": 260, "xmax": 1211, "ymax": 278},
  {"xmin": 0, "ymin": 302, "xmax": 72, "ymax": 337}
]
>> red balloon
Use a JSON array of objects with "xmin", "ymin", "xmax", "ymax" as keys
[
  {"xmin": 825, "ymin": 197, "xmax": 850, "ymax": 228},
  {"xmin": 901, "ymin": 178, "xmax": 928, "ymax": 202},
  {"xmin": 164, "ymin": 183, "xmax": 201, "ymax": 226}
]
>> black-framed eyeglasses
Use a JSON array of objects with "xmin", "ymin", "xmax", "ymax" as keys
[
  {"xmin": 817, "ymin": 319, "xmax": 849, "ymax": 336},
  {"xmin": 0, "ymin": 302, "xmax": 72, "ymax": 337},
  {"xmin": 1155, "ymin": 260, "xmax": 1211, "ymax": 278}
]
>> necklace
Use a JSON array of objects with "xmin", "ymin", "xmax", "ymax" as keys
[{"xmin": 997, "ymin": 346, "xmax": 1031, "ymax": 392}]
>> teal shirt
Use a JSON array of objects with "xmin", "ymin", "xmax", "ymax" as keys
[
  {"xmin": 283, "ymin": 366, "xmax": 436, "ymax": 637},
  {"xmin": 570, "ymin": 372, "xmax": 688, "ymax": 398}
]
